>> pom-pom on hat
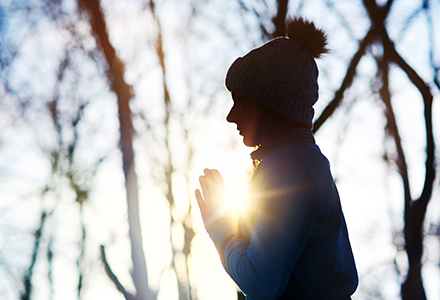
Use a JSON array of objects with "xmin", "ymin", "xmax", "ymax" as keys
[{"xmin": 225, "ymin": 17, "xmax": 328, "ymax": 128}]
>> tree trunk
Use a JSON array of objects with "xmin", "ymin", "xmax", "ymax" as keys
[
  {"xmin": 381, "ymin": 19, "xmax": 435, "ymax": 299},
  {"xmin": 314, "ymin": 1, "xmax": 437, "ymax": 298},
  {"xmin": 271, "ymin": 0, "xmax": 289, "ymax": 38},
  {"xmin": 78, "ymin": 0, "xmax": 155, "ymax": 299}
]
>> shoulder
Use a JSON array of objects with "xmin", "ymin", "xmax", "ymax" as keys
[
  {"xmin": 252, "ymin": 141, "xmax": 333, "ymax": 193},
  {"xmin": 254, "ymin": 145, "xmax": 313, "ymax": 190},
  {"xmin": 250, "ymin": 143, "xmax": 323, "ymax": 218},
  {"xmin": 260, "ymin": 143, "xmax": 312, "ymax": 175}
]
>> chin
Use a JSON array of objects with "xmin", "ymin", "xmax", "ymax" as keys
[{"xmin": 243, "ymin": 137, "xmax": 258, "ymax": 147}]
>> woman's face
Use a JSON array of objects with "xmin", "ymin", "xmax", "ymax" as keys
[{"xmin": 226, "ymin": 90, "xmax": 261, "ymax": 147}]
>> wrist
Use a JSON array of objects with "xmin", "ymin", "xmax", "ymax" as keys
[{"xmin": 204, "ymin": 206, "xmax": 229, "ymax": 230}]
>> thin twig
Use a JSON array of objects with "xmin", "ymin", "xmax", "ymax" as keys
[{"xmin": 100, "ymin": 245, "xmax": 135, "ymax": 300}]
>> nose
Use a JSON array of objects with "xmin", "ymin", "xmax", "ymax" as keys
[{"xmin": 226, "ymin": 105, "xmax": 237, "ymax": 124}]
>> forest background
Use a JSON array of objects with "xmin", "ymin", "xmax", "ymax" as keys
[{"xmin": 0, "ymin": 0, "xmax": 439, "ymax": 299}]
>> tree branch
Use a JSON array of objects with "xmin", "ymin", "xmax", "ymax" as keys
[
  {"xmin": 313, "ymin": 29, "xmax": 374, "ymax": 133},
  {"xmin": 21, "ymin": 210, "xmax": 50, "ymax": 300},
  {"xmin": 100, "ymin": 245, "xmax": 135, "ymax": 300},
  {"xmin": 382, "ymin": 31, "xmax": 435, "ymax": 209},
  {"xmin": 376, "ymin": 53, "xmax": 411, "ymax": 210},
  {"xmin": 271, "ymin": 0, "xmax": 289, "ymax": 38}
]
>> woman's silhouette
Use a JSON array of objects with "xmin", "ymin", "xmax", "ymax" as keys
[{"xmin": 196, "ymin": 17, "xmax": 358, "ymax": 300}]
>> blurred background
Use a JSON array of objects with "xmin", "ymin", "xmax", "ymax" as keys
[{"xmin": 0, "ymin": 0, "xmax": 439, "ymax": 299}]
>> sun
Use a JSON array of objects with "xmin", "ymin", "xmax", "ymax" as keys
[
  {"xmin": 222, "ymin": 186, "xmax": 249, "ymax": 215},
  {"xmin": 221, "ymin": 170, "xmax": 251, "ymax": 216},
  {"xmin": 195, "ymin": 141, "xmax": 254, "ymax": 217}
]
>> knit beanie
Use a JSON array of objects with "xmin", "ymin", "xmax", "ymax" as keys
[{"xmin": 225, "ymin": 17, "xmax": 328, "ymax": 128}]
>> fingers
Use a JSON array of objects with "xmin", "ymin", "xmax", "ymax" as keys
[
  {"xmin": 195, "ymin": 189, "xmax": 207, "ymax": 221},
  {"xmin": 203, "ymin": 169, "xmax": 225, "ymax": 195},
  {"xmin": 211, "ymin": 169, "xmax": 226, "ymax": 187},
  {"xmin": 197, "ymin": 169, "xmax": 227, "ymax": 222},
  {"xmin": 199, "ymin": 174, "xmax": 210, "ymax": 202},
  {"xmin": 203, "ymin": 169, "xmax": 215, "ymax": 196},
  {"xmin": 195, "ymin": 188, "xmax": 204, "ymax": 207}
]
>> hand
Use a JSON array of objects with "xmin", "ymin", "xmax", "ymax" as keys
[{"xmin": 195, "ymin": 169, "xmax": 227, "ymax": 222}]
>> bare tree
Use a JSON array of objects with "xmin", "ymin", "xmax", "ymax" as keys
[
  {"xmin": 77, "ymin": 0, "xmax": 156, "ymax": 299},
  {"xmin": 18, "ymin": 43, "xmax": 105, "ymax": 300},
  {"xmin": 1, "ymin": 2, "xmax": 115, "ymax": 299},
  {"xmin": 311, "ymin": 1, "xmax": 437, "ymax": 298},
  {"xmin": 145, "ymin": 1, "xmax": 195, "ymax": 298}
]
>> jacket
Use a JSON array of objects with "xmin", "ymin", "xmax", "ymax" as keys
[{"xmin": 205, "ymin": 127, "xmax": 358, "ymax": 299}]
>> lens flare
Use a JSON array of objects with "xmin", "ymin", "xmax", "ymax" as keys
[{"xmin": 221, "ymin": 186, "xmax": 249, "ymax": 217}]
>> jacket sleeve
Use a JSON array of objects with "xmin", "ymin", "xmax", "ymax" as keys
[{"xmin": 205, "ymin": 151, "xmax": 321, "ymax": 299}]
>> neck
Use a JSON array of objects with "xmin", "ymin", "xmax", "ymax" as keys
[{"xmin": 251, "ymin": 127, "xmax": 315, "ymax": 161}]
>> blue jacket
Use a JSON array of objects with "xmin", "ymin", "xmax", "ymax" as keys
[{"xmin": 205, "ymin": 128, "xmax": 358, "ymax": 299}]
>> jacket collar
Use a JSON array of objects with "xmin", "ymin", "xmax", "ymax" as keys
[{"xmin": 250, "ymin": 127, "xmax": 315, "ymax": 161}]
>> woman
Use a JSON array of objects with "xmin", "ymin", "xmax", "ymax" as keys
[{"xmin": 195, "ymin": 17, "xmax": 358, "ymax": 299}]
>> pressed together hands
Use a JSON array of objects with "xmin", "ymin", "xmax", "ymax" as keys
[{"xmin": 195, "ymin": 169, "xmax": 228, "ymax": 223}]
